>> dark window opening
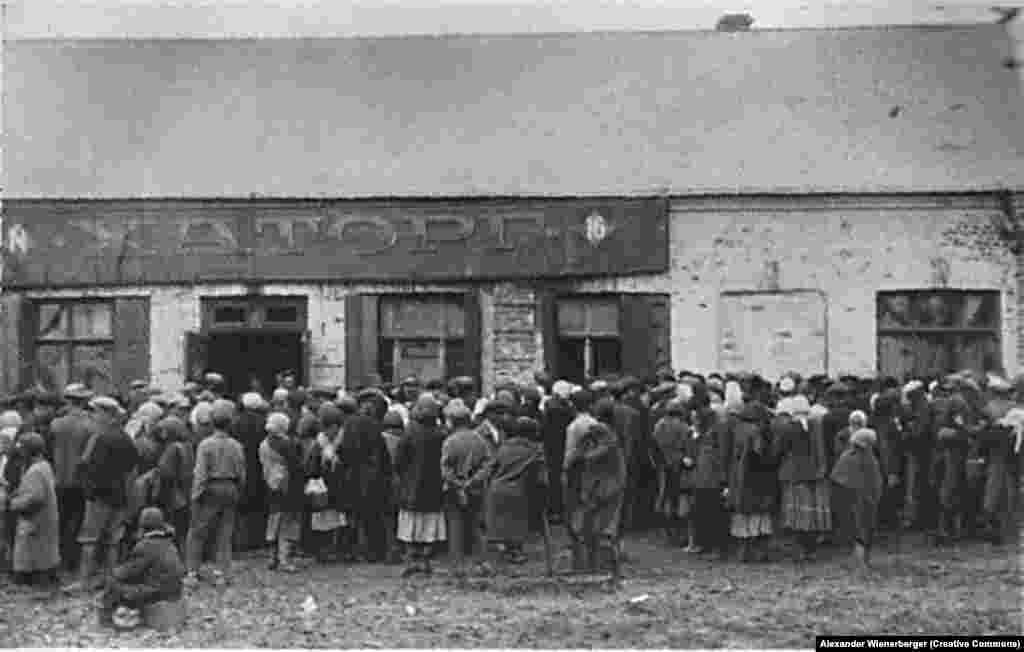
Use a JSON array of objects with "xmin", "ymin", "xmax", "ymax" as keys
[
  {"xmin": 555, "ymin": 296, "xmax": 621, "ymax": 384},
  {"xmin": 33, "ymin": 301, "xmax": 115, "ymax": 395},
  {"xmin": 266, "ymin": 306, "xmax": 299, "ymax": 324},
  {"xmin": 213, "ymin": 306, "xmax": 247, "ymax": 324},
  {"xmin": 377, "ymin": 296, "xmax": 466, "ymax": 384}
]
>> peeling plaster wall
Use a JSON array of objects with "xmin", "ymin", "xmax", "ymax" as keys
[{"xmin": 573, "ymin": 195, "xmax": 1021, "ymax": 378}]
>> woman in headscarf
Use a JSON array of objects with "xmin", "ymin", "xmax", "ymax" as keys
[
  {"xmin": 651, "ymin": 398, "xmax": 693, "ymax": 547},
  {"xmin": 484, "ymin": 416, "xmax": 548, "ymax": 565},
  {"xmin": 304, "ymin": 403, "xmax": 350, "ymax": 563},
  {"xmin": 8, "ymin": 432, "xmax": 60, "ymax": 588},
  {"xmin": 774, "ymin": 395, "xmax": 832, "ymax": 561},
  {"xmin": 393, "ymin": 395, "xmax": 448, "ymax": 576},
  {"xmin": 564, "ymin": 397, "xmax": 627, "ymax": 578},
  {"xmin": 541, "ymin": 380, "xmax": 576, "ymax": 524},
  {"xmin": 830, "ymin": 427, "xmax": 883, "ymax": 570},
  {"xmin": 723, "ymin": 387, "xmax": 777, "ymax": 562},
  {"xmin": 155, "ymin": 415, "xmax": 195, "ymax": 553}
]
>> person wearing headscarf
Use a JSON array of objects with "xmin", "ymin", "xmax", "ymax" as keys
[
  {"xmin": 484, "ymin": 416, "xmax": 548, "ymax": 566},
  {"xmin": 650, "ymin": 398, "xmax": 693, "ymax": 547},
  {"xmin": 690, "ymin": 405, "xmax": 729, "ymax": 557},
  {"xmin": 260, "ymin": 412, "xmax": 304, "ymax": 572},
  {"xmin": 9, "ymin": 432, "xmax": 60, "ymax": 587},
  {"xmin": 774, "ymin": 395, "xmax": 832, "ymax": 561},
  {"xmin": 189, "ymin": 401, "xmax": 215, "ymax": 449},
  {"xmin": 563, "ymin": 398, "xmax": 627, "ymax": 577},
  {"xmin": 441, "ymin": 399, "xmax": 493, "ymax": 576},
  {"xmin": 185, "ymin": 399, "xmax": 245, "ymax": 586},
  {"xmin": 541, "ymin": 381, "xmax": 576, "ymax": 524},
  {"xmin": 234, "ymin": 392, "xmax": 269, "ymax": 551},
  {"xmin": 344, "ymin": 389, "xmax": 393, "ymax": 563},
  {"xmin": 830, "ymin": 427, "xmax": 883, "ymax": 570},
  {"xmin": 833, "ymin": 411, "xmax": 869, "ymax": 465},
  {"xmin": 393, "ymin": 394, "xmax": 448, "ymax": 576},
  {"xmin": 305, "ymin": 403, "xmax": 350, "ymax": 563},
  {"xmin": 724, "ymin": 392, "xmax": 777, "ymax": 563},
  {"xmin": 50, "ymin": 384, "xmax": 97, "ymax": 571}
]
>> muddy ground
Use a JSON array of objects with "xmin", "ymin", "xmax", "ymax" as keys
[{"xmin": 2, "ymin": 526, "xmax": 1021, "ymax": 648}]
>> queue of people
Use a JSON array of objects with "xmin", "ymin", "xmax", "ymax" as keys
[{"xmin": 0, "ymin": 365, "xmax": 1021, "ymax": 618}]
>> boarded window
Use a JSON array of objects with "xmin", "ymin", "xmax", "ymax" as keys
[
  {"xmin": 378, "ymin": 295, "xmax": 469, "ymax": 384},
  {"xmin": 876, "ymin": 290, "xmax": 1001, "ymax": 380}
]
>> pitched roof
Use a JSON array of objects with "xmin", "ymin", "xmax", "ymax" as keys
[{"xmin": 5, "ymin": 25, "xmax": 1023, "ymax": 198}]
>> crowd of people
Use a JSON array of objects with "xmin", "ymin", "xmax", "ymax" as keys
[{"xmin": 0, "ymin": 366, "xmax": 1021, "ymax": 624}]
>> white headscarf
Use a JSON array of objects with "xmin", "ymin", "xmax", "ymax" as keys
[{"xmin": 724, "ymin": 381, "xmax": 744, "ymax": 410}]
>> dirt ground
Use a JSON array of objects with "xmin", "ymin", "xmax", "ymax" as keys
[{"xmin": 2, "ymin": 526, "xmax": 1021, "ymax": 648}]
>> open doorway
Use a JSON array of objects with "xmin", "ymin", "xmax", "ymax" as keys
[{"xmin": 206, "ymin": 331, "xmax": 304, "ymax": 400}]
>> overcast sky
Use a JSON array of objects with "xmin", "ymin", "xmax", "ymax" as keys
[{"xmin": 5, "ymin": 0, "xmax": 1017, "ymax": 38}]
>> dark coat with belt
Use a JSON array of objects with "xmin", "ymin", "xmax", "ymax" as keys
[
  {"xmin": 484, "ymin": 436, "xmax": 547, "ymax": 543},
  {"xmin": 393, "ymin": 420, "xmax": 446, "ymax": 513},
  {"xmin": 724, "ymin": 402, "xmax": 778, "ymax": 514}
]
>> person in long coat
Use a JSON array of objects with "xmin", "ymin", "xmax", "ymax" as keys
[
  {"xmin": 154, "ymin": 416, "xmax": 194, "ymax": 553},
  {"xmin": 651, "ymin": 398, "xmax": 693, "ymax": 547},
  {"xmin": 689, "ymin": 406, "xmax": 729, "ymax": 557},
  {"xmin": 235, "ymin": 393, "xmax": 269, "ymax": 552},
  {"xmin": 260, "ymin": 412, "xmax": 305, "ymax": 572},
  {"xmin": 541, "ymin": 382, "xmax": 576, "ymax": 523},
  {"xmin": 348, "ymin": 390, "xmax": 394, "ymax": 563},
  {"xmin": 564, "ymin": 398, "xmax": 627, "ymax": 577},
  {"xmin": 774, "ymin": 396, "xmax": 832, "ymax": 561},
  {"xmin": 869, "ymin": 388, "xmax": 905, "ymax": 532},
  {"xmin": 830, "ymin": 427, "xmax": 883, "ymax": 569},
  {"xmin": 981, "ymin": 389, "xmax": 1022, "ymax": 545},
  {"xmin": 305, "ymin": 403, "xmax": 349, "ymax": 563},
  {"xmin": 441, "ymin": 399, "xmax": 493, "ymax": 575},
  {"xmin": 393, "ymin": 395, "xmax": 448, "ymax": 576},
  {"xmin": 930, "ymin": 386, "xmax": 971, "ymax": 544},
  {"xmin": 901, "ymin": 381, "xmax": 935, "ymax": 530},
  {"xmin": 724, "ymin": 398, "xmax": 777, "ymax": 562},
  {"xmin": 9, "ymin": 432, "xmax": 60, "ymax": 587},
  {"xmin": 484, "ymin": 417, "xmax": 548, "ymax": 565}
]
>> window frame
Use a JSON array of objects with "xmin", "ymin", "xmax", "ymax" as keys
[
  {"xmin": 377, "ymin": 294, "xmax": 467, "ymax": 383},
  {"xmin": 875, "ymin": 289, "xmax": 1002, "ymax": 377},
  {"xmin": 555, "ymin": 294, "xmax": 623, "ymax": 381},
  {"xmin": 33, "ymin": 299, "xmax": 116, "ymax": 392}
]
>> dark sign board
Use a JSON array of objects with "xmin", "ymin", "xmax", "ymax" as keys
[{"xmin": 0, "ymin": 198, "xmax": 669, "ymax": 287}]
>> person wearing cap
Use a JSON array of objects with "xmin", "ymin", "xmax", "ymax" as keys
[
  {"xmin": 203, "ymin": 372, "xmax": 226, "ymax": 398},
  {"xmin": 260, "ymin": 412, "xmax": 304, "ymax": 572},
  {"xmin": 977, "ymin": 377, "xmax": 1020, "ymax": 544},
  {"xmin": 521, "ymin": 386, "xmax": 543, "ymax": 423},
  {"xmin": 930, "ymin": 385, "xmax": 972, "ymax": 545},
  {"xmin": 611, "ymin": 376, "xmax": 654, "ymax": 534},
  {"xmin": 830, "ymin": 427, "xmax": 883, "ymax": 570},
  {"xmin": 690, "ymin": 405, "xmax": 729, "ymax": 558},
  {"xmin": 153, "ymin": 415, "xmax": 195, "ymax": 554},
  {"xmin": 50, "ymin": 383, "xmax": 98, "ymax": 571},
  {"xmin": 98, "ymin": 506, "xmax": 186, "ymax": 627},
  {"xmin": 67, "ymin": 396, "xmax": 138, "ymax": 593},
  {"xmin": 900, "ymin": 379, "xmax": 934, "ymax": 531},
  {"xmin": 8, "ymin": 432, "xmax": 60, "ymax": 588},
  {"xmin": 869, "ymin": 388, "xmax": 905, "ymax": 532},
  {"xmin": 126, "ymin": 380, "xmax": 151, "ymax": 415},
  {"xmin": 564, "ymin": 398, "xmax": 626, "ymax": 577},
  {"xmin": 130, "ymin": 401, "xmax": 168, "ymax": 474},
  {"xmin": 650, "ymin": 398, "xmax": 693, "ymax": 548},
  {"xmin": 189, "ymin": 401, "xmax": 215, "ymax": 449},
  {"xmin": 541, "ymin": 381, "xmax": 576, "ymax": 524},
  {"xmin": 440, "ymin": 398, "xmax": 493, "ymax": 576},
  {"xmin": 393, "ymin": 394, "xmax": 448, "ymax": 576},
  {"xmin": 185, "ymin": 399, "xmax": 245, "ymax": 586},
  {"xmin": 235, "ymin": 392, "xmax": 270, "ymax": 552},
  {"xmin": 475, "ymin": 397, "xmax": 515, "ymax": 455},
  {"xmin": 484, "ymin": 416, "xmax": 548, "ymax": 566},
  {"xmin": 774, "ymin": 395, "xmax": 832, "ymax": 562},
  {"xmin": 270, "ymin": 387, "xmax": 290, "ymax": 412}
]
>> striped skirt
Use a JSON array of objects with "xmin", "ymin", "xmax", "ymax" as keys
[{"xmin": 781, "ymin": 480, "xmax": 832, "ymax": 532}]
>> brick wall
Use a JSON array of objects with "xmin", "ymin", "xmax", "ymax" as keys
[{"xmin": 17, "ymin": 193, "xmax": 1022, "ymax": 390}]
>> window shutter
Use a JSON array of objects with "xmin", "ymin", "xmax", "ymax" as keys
[
  {"xmin": 113, "ymin": 297, "xmax": 151, "ymax": 395},
  {"xmin": 619, "ymin": 293, "xmax": 671, "ymax": 383},
  {"xmin": 184, "ymin": 331, "xmax": 210, "ymax": 385},
  {"xmin": 345, "ymin": 293, "xmax": 379, "ymax": 389},
  {"xmin": 537, "ymin": 288, "xmax": 559, "ymax": 378},
  {"xmin": 0, "ymin": 293, "xmax": 25, "ymax": 393},
  {"xmin": 462, "ymin": 289, "xmax": 482, "ymax": 385}
]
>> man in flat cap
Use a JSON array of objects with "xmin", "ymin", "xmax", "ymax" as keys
[
  {"xmin": 66, "ymin": 396, "xmax": 138, "ymax": 593},
  {"xmin": 50, "ymin": 383, "xmax": 97, "ymax": 571},
  {"xmin": 185, "ymin": 399, "xmax": 245, "ymax": 587},
  {"xmin": 440, "ymin": 398, "xmax": 493, "ymax": 576}
]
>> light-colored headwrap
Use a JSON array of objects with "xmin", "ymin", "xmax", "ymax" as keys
[
  {"xmin": 0, "ymin": 410, "xmax": 22, "ymax": 430},
  {"xmin": 850, "ymin": 427, "xmax": 877, "ymax": 449},
  {"xmin": 724, "ymin": 381, "xmax": 744, "ymax": 409},
  {"xmin": 265, "ymin": 411, "xmax": 291, "ymax": 435},
  {"xmin": 552, "ymin": 380, "xmax": 574, "ymax": 399},
  {"xmin": 242, "ymin": 392, "xmax": 265, "ymax": 410},
  {"xmin": 676, "ymin": 382, "xmax": 694, "ymax": 402},
  {"xmin": 190, "ymin": 401, "xmax": 213, "ymax": 428},
  {"xmin": 272, "ymin": 388, "xmax": 289, "ymax": 403},
  {"xmin": 779, "ymin": 377, "xmax": 796, "ymax": 393},
  {"xmin": 849, "ymin": 410, "xmax": 868, "ymax": 428},
  {"xmin": 135, "ymin": 401, "xmax": 164, "ymax": 426}
]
